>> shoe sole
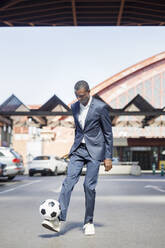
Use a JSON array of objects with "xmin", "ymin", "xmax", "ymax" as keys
[
  {"xmin": 85, "ymin": 232, "xmax": 95, "ymax": 235},
  {"xmin": 42, "ymin": 223, "xmax": 59, "ymax": 232}
]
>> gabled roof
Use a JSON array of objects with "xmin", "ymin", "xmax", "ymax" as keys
[
  {"xmin": 112, "ymin": 94, "xmax": 157, "ymax": 127},
  {"xmin": 123, "ymin": 94, "xmax": 155, "ymax": 112},
  {"xmin": 0, "ymin": 94, "xmax": 47, "ymax": 127},
  {"xmin": 0, "ymin": 94, "xmax": 72, "ymax": 127},
  {"xmin": 0, "ymin": 94, "xmax": 28, "ymax": 112},
  {"xmin": 94, "ymin": 94, "xmax": 113, "ymax": 110},
  {"xmin": 39, "ymin": 94, "xmax": 70, "ymax": 112}
]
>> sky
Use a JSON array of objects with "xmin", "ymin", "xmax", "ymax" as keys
[{"xmin": 0, "ymin": 26, "xmax": 165, "ymax": 106}]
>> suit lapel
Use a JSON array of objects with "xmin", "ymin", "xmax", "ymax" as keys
[
  {"xmin": 74, "ymin": 97, "xmax": 94, "ymax": 130},
  {"xmin": 74, "ymin": 101, "xmax": 82, "ymax": 130},
  {"xmin": 84, "ymin": 97, "xmax": 94, "ymax": 130}
]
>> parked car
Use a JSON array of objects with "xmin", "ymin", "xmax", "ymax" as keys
[
  {"xmin": 28, "ymin": 155, "xmax": 68, "ymax": 176},
  {"xmin": 0, "ymin": 147, "xmax": 25, "ymax": 180},
  {"xmin": 0, "ymin": 164, "xmax": 2, "ymax": 176},
  {"xmin": 0, "ymin": 163, "xmax": 4, "ymax": 176}
]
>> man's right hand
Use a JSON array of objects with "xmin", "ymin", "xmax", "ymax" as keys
[{"xmin": 104, "ymin": 159, "xmax": 112, "ymax": 171}]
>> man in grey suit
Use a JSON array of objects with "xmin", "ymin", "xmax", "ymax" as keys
[{"xmin": 42, "ymin": 80, "xmax": 113, "ymax": 235}]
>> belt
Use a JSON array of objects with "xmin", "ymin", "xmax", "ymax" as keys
[{"xmin": 79, "ymin": 143, "xmax": 86, "ymax": 147}]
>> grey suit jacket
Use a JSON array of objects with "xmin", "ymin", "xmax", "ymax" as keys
[{"xmin": 69, "ymin": 97, "xmax": 113, "ymax": 161}]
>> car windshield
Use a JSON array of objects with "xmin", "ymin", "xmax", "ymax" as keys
[
  {"xmin": 55, "ymin": 156, "xmax": 60, "ymax": 160},
  {"xmin": 0, "ymin": 149, "xmax": 13, "ymax": 157},
  {"xmin": 0, "ymin": 151, "xmax": 5, "ymax": 157},
  {"xmin": 33, "ymin": 156, "xmax": 50, "ymax": 160},
  {"xmin": 10, "ymin": 150, "xmax": 20, "ymax": 158}
]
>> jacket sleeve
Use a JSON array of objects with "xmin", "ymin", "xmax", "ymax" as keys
[{"xmin": 100, "ymin": 104, "xmax": 113, "ymax": 159}]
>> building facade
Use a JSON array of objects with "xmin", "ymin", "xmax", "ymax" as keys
[
  {"xmin": 1, "ymin": 52, "xmax": 165, "ymax": 171},
  {"xmin": 91, "ymin": 52, "xmax": 165, "ymax": 170}
]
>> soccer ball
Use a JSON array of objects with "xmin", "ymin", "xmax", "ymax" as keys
[{"xmin": 39, "ymin": 199, "xmax": 61, "ymax": 220}]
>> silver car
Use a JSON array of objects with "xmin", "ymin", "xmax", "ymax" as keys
[
  {"xmin": 0, "ymin": 147, "xmax": 25, "ymax": 180},
  {"xmin": 28, "ymin": 155, "xmax": 68, "ymax": 176},
  {"xmin": 0, "ymin": 163, "xmax": 4, "ymax": 176}
]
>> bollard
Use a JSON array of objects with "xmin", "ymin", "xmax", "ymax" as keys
[
  {"xmin": 152, "ymin": 163, "xmax": 156, "ymax": 175},
  {"xmin": 161, "ymin": 164, "xmax": 164, "ymax": 176}
]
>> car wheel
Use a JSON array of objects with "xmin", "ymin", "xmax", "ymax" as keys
[
  {"xmin": 8, "ymin": 176, "xmax": 15, "ymax": 180},
  {"xmin": 54, "ymin": 167, "xmax": 58, "ymax": 176},
  {"xmin": 29, "ymin": 172, "xmax": 33, "ymax": 177}
]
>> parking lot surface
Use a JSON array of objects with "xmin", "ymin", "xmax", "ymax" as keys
[{"xmin": 0, "ymin": 174, "xmax": 165, "ymax": 248}]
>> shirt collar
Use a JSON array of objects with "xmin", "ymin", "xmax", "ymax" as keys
[{"xmin": 80, "ymin": 96, "xmax": 92, "ymax": 109}]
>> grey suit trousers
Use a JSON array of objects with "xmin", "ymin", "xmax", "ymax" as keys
[{"xmin": 58, "ymin": 144, "xmax": 100, "ymax": 224}]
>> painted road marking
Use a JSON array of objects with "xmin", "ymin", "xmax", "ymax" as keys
[
  {"xmin": 98, "ymin": 195, "xmax": 165, "ymax": 203},
  {"xmin": 145, "ymin": 185, "xmax": 165, "ymax": 192},
  {"xmin": 0, "ymin": 180, "xmax": 42, "ymax": 194},
  {"xmin": 99, "ymin": 179, "xmax": 165, "ymax": 182},
  {"xmin": 74, "ymin": 195, "xmax": 165, "ymax": 203}
]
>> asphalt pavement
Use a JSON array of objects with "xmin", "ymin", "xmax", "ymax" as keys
[{"xmin": 0, "ymin": 173, "xmax": 165, "ymax": 248}]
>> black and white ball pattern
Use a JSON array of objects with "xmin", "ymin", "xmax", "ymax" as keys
[{"xmin": 39, "ymin": 199, "xmax": 61, "ymax": 220}]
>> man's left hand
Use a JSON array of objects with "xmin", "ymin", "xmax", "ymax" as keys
[{"xmin": 104, "ymin": 159, "xmax": 112, "ymax": 171}]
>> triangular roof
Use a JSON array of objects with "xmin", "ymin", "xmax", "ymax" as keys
[
  {"xmin": 39, "ymin": 94, "xmax": 70, "ymax": 112},
  {"xmin": 112, "ymin": 94, "xmax": 156, "ymax": 127},
  {"xmin": 123, "ymin": 94, "xmax": 155, "ymax": 112},
  {"xmin": 93, "ymin": 94, "xmax": 113, "ymax": 111},
  {"xmin": 0, "ymin": 94, "xmax": 28, "ymax": 112},
  {"xmin": 0, "ymin": 94, "xmax": 46, "ymax": 127}
]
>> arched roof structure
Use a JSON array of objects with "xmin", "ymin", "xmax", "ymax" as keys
[
  {"xmin": 1, "ymin": 52, "xmax": 165, "ymax": 131},
  {"xmin": 89, "ymin": 51, "xmax": 165, "ymax": 136},
  {"xmin": 91, "ymin": 51, "xmax": 165, "ymax": 109}
]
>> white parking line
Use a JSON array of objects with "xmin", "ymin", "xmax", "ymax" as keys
[
  {"xmin": 0, "ymin": 180, "xmax": 42, "ymax": 194},
  {"xmin": 99, "ymin": 178, "xmax": 165, "ymax": 182},
  {"xmin": 145, "ymin": 185, "xmax": 165, "ymax": 192},
  {"xmin": 74, "ymin": 195, "xmax": 165, "ymax": 203},
  {"xmin": 97, "ymin": 195, "xmax": 165, "ymax": 203}
]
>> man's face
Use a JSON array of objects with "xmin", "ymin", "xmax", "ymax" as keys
[{"xmin": 75, "ymin": 87, "xmax": 90, "ymax": 106}]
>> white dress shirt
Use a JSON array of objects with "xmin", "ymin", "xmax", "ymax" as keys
[{"xmin": 78, "ymin": 96, "xmax": 92, "ymax": 143}]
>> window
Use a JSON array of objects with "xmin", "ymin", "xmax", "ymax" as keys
[
  {"xmin": 160, "ymin": 147, "xmax": 165, "ymax": 161},
  {"xmin": 128, "ymin": 88, "xmax": 135, "ymax": 102},
  {"xmin": 55, "ymin": 156, "xmax": 60, "ymax": 160},
  {"xmin": 162, "ymin": 72, "xmax": 165, "ymax": 93},
  {"xmin": 10, "ymin": 150, "xmax": 20, "ymax": 158},
  {"xmin": 154, "ymin": 75, "xmax": 161, "ymax": 89},
  {"xmin": 154, "ymin": 87, "xmax": 161, "ymax": 107},
  {"xmin": 136, "ymin": 82, "xmax": 143, "ymax": 95},
  {"xmin": 0, "ymin": 152, "xmax": 5, "ymax": 157},
  {"xmin": 122, "ymin": 147, "xmax": 131, "ymax": 162},
  {"xmin": 0, "ymin": 149, "xmax": 13, "ymax": 157},
  {"xmin": 34, "ymin": 156, "xmax": 50, "ymax": 160},
  {"xmin": 144, "ymin": 80, "xmax": 152, "ymax": 103},
  {"xmin": 110, "ymin": 99, "xmax": 117, "ymax": 108},
  {"xmin": 119, "ymin": 93, "xmax": 126, "ymax": 108}
]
